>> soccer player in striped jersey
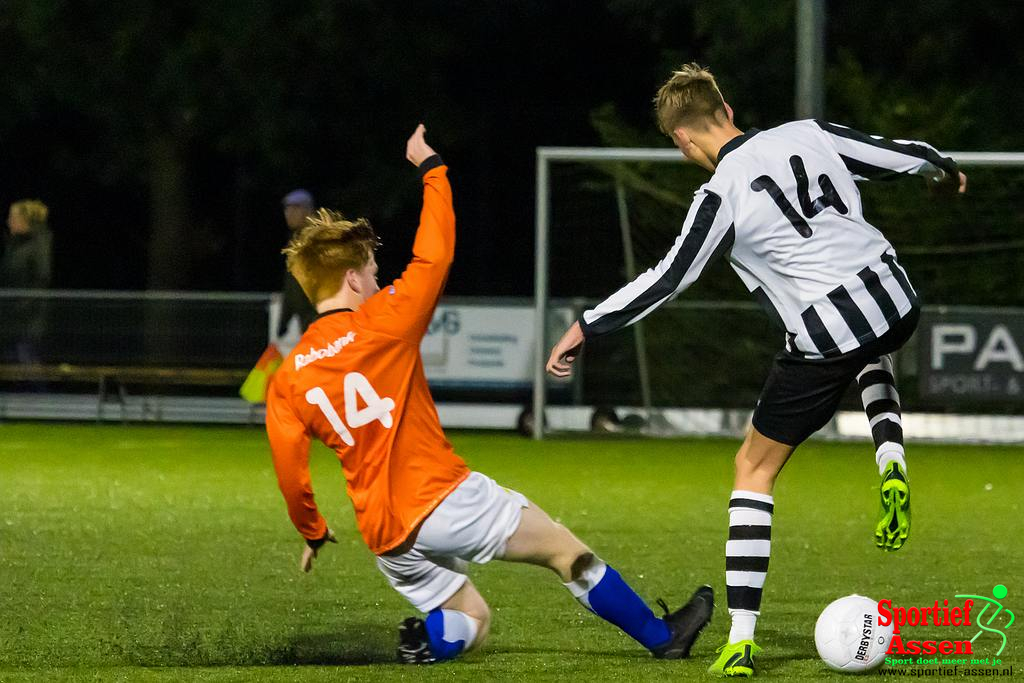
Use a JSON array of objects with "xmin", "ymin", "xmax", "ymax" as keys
[
  {"xmin": 266, "ymin": 125, "xmax": 714, "ymax": 665},
  {"xmin": 546, "ymin": 64, "xmax": 967, "ymax": 677}
]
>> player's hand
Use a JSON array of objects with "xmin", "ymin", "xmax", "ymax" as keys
[
  {"xmin": 546, "ymin": 321, "xmax": 585, "ymax": 378},
  {"xmin": 926, "ymin": 170, "xmax": 967, "ymax": 195},
  {"xmin": 406, "ymin": 123, "xmax": 437, "ymax": 167},
  {"xmin": 300, "ymin": 528, "xmax": 337, "ymax": 573}
]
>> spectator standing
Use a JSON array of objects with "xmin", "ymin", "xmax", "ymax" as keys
[
  {"xmin": 280, "ymin": 189, "xmax": 318, "ymax": 338},
  {"xmin": 1, "ymin": 199, "xmax": 53, "ymax": 363}
]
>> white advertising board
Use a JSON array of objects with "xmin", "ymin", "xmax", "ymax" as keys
[{"xmin": 422, "ymin": 303, "xmax": 573, "ymax": 388}]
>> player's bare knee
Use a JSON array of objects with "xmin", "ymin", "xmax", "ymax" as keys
[
  {"xmin": 734, "ymin": 449, "xmax": 761, "ymax": 477},
  {"xmin": 458, "ymin": 602, "xmax": 491, "ymax": 652},
  {"xmin": 736, "ymin": 444, "xmax": 784, "ymax": 477},
  {"xmin": 460, "ymin": 592, "xmax": 490, "ymax": 623},
  {"xmin": 475, "ymin": 606, "xmax": 492, "ymax": 646},
  {"xmin": 737, "ymin": 455, "xmax": 778, "ymax": 479},
  {"xmin": 478, "ymin": 600, "xmax": 492, "ymax": 626}
]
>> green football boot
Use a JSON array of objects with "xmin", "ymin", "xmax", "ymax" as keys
[
  {"xmin": 708, "ymin": 640, "xmax": 762, "ymax": 677},
  {"xmin": 876, "ymin": 461, "xmax": 910, "ymax": 551}
]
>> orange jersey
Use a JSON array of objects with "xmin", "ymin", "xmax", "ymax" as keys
[{"xmin": 266, "ymin": 162, "xmax": 470, "ymax": 555}]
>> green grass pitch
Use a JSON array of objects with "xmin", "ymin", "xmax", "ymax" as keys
[{"xmin": 0, "ymin": 423, "xmax": 1020, "ymax": 681}]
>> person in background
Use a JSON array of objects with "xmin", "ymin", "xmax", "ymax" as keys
[
  {"xmin": 241, "ymin": 189, "xmax": 318, "ymax": 403},
  {"xmin": 1, "ymin": 199, "xmax": 53, "ymax": 363},
  {"xmin": 279, "ymin": 189, "xmax": 318, "ymax": 337}
]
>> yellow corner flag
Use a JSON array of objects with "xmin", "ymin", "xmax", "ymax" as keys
[{"xmin": 239, "ymin": 344, "xmax": 284, "ymax": 404}]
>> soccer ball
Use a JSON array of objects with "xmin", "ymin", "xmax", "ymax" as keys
[{"xmin": 814, "ymin": 594, "xmax": 894, "ymax": 672}]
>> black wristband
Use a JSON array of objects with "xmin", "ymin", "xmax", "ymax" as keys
[
  {"xmin": 418, "ymin": 154, "xmax": 445, "ymax": 178},
  {"xmin": 306, "ymin": 531, "xmax": 330, "ymax": 550}
]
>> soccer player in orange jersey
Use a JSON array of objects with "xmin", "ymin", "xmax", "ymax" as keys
[{"xmin": 266, "ymin": 124, "xmax": 713, "ymax": 663}]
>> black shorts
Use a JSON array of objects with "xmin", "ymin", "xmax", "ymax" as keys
[{"xmin": 751, "ymin": 307, "xmax": 920, "ymax": 447}]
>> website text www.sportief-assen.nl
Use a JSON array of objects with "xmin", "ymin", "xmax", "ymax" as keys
[{"xmin": 879, "ymin": 665, "xmax": 1014, "ymax": 677}]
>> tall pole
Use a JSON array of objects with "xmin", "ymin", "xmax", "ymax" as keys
[
  {"xmin": 795, "ymin": 0, "xmax": 826, "ymax": 120},
  {"xmin": 615, "ymin": 180, "xmax": 653, "ymax": 416},
  {"xmin": 532, "ymin": 152, "xmax": 549, "ymax": 440}
]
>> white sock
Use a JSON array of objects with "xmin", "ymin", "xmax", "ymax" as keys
[
  {"xmin": 876, "ymin": 443, "xmax": 907, "ymax": 475},
  {"xmin": 562, "ymin": 557, "xmax": 608, "ymax": 609},
  {"xmin": 729, "ymin": 608, "xmax": 758, "ymax": 643},
  {"xmin": 425, "ymin": 608, "xmax": 480, "ymax": 658},
  {"xmin": 441, "ymin": 609, "xmax": 479, "ymax": 648}
]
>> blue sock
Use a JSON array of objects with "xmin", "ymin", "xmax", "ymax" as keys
[
  {"xmin": 424, "ymin": 609, "xmax": 478, "ymax": 661},
  {"xmin": 565, "ymin": 560, "xmax": 671, "ymax": 650}
]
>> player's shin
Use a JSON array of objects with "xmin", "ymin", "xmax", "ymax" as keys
[
  {"xmin": 725, "ymin": 490, "xmax": 773, "ymax": 644},
  {"xmin": 423, "ymin": 609, "xmax": 480, "ymax": 661},
  {"xmin": 563, "ymin": 556, "xmax": 671, "ymax": 650},
  {"xmin": 857, "ymin": 355, "xmax": 907, "ymax": 475}
]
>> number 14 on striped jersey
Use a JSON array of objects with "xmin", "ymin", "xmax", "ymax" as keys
[{"xmin": 305, "ymin": 373, "xmax": 396, "ymax": 446}]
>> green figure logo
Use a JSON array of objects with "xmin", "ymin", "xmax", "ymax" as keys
[{"xmin": 955, "ymin": 585, "xmax": 1015, "ymax": 656}]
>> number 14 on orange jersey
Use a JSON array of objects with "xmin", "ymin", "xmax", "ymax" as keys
[{"xmin": 305, "ymin": 373, "xmax": 396, "ymax": 446}]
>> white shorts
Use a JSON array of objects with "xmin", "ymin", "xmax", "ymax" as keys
[{"xmin": 376, "ymin": 471, "xmax": 528, "ymax": 612}]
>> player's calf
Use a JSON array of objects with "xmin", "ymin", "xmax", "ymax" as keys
[
  {"xmin": 732, "ymin": 428, "xmax": 794, "ymax": 494},
  {"xmin": 504, "ymin": 503, "xmax": 713, "ymax": 658},
  {"xmin": 562, "ymin": 551, "xmax": 674, "ymax": 651},
  {"xmin": 562, "ymin": 550, "xmax": 714, "ymax": 657}
]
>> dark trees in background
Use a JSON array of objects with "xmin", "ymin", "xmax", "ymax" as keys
[
  {"xmin": 0, "ymin": 1, "xmax": 1021, "ymax": 300},
  {"xmin": 3, "ymin": 1, "xmax": 348, "ymax": 289}
]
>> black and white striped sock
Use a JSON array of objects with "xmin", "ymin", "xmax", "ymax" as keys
[
  {"xmin": 857, "ymin": 354, "xmax": 907, "ymax": 475},
  {"xmin": 726, "ymin": 490, "xmax": 773, "ymax": 643}
]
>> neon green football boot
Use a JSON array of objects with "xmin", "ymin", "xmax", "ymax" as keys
[
  {"xmin": 708, "ymin": 640, "xmax": 762, "ymax": 677},
  {"xmin": 876, "ymin": 461, "xmax": 910, "ymax": 551}
]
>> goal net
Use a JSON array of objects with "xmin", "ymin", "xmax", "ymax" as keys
[{"xmin": 533, "ymin": 147, "xmax": 1024, "ymax": 443}]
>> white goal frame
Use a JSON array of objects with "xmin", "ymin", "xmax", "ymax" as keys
[{"xmin": 532, "ymin": 147, "xmax": 1024, "ymax": 439}]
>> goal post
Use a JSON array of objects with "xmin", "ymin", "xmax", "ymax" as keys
[{"xmin": 532, "ymin": 147, "xmax": 1024, "ymax": 440}]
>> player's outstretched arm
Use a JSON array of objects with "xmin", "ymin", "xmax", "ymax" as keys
[
  {"xmin": 359, "ymin": 124, "xmax": 455, "ymax": 342},
  {"xmin": 574, "ymin": 188, "xmax": 734, "ymax": 342},
  {"xmin": 816, "ymin": 120, "xmax": 967, "ymax": 193}
]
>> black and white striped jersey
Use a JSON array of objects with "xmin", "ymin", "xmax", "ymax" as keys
[{"xmin": 578, "ymin": 119, "xmax": 960, "ymax": 359}]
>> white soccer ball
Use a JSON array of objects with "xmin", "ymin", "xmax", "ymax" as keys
[{"xmin": 814, "ymin": 594, "xmax": 894, "ymax": 672}]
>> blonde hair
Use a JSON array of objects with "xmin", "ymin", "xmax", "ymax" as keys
[
  {"xmin": 11, "ymin": 199, "xmax": 49, "ymax": 230},
  {"xmin": 282, "ymin": 208, "xmax": 380, "ymax": 304},
  {"xmin": 654, "ymin": 63, "xmax": 727, "ymax": 136}
]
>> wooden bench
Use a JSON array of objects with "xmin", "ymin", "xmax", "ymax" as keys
[
  {"xmin": 0, "ymin": 363, "xmax": 248, "ymax": 397},
  {"xmin": 0, "ymin": 363, "xmax": 255, "ymax": 422}
]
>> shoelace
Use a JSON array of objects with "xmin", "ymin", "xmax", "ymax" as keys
[{"xmin": 656, "ymin": 597, "xmax": 670, "ymax": 618}]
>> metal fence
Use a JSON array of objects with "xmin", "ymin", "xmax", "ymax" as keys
[
  {"xmin": 533, "ymin": 147, "xmax": 1024, "ymax": 438},
  {"xmin": 0, "ymin": 289, "xmax": 271, "ymax": 368},
  {"xmin": 1, "ymin": 290, "xmax": 1022, "ymax": 441}
]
